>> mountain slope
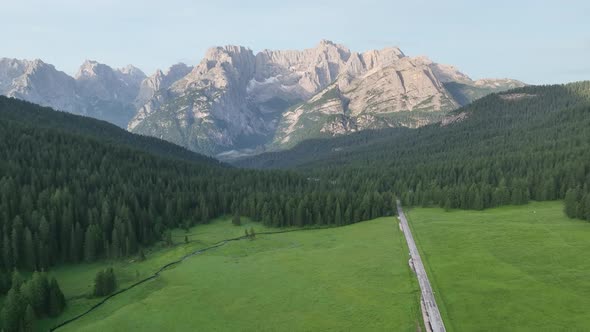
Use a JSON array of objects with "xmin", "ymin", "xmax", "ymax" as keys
[
  {"xmin": 271, "ymin": 55, "xmax": 458, "ymax": 148},
  {"xmin": 129, "ymin": 46, "xmax": 271, "ymax": 155},
  {"xmin": 130, "ymin": 41, "xmax": 524, "ymax": 155},
  {"xmin": 0, "ymin": 58, "xmax": 146, "ymax": 127},
  {"xmin": 236, "ymin": 81, "xmax": 590, "ymax": 213},
  {"xmin": 238, "ymin": 82, "xmax": 590, "ymax": 169},
  {"xmin": 0, "ymin": 96, "xmax": 219, "ymax": 166}
]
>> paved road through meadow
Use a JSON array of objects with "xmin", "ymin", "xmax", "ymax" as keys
[{"xmin": 396, "ymin": 200, "xmax": 446, "ymax": 332}]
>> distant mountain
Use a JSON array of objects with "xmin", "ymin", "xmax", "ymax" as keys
[
  {"xmin": 0, "ymin": 58, "xmax": 146, "ymax": 127},
  {"xmin": 130, "ymin": 41, "xmax": 524, "ymax": 154},
  {"xmin": 0, "ymin": 42, "xmax": 524, "ymax": 155}
]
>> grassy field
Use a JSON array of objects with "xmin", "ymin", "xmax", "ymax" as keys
[
  {"xmin": 36, "ymin": 217, "xmax": 273, "ymax": 330},
  {"xmin": 407, "ymin": 201, "xmax": 590, "ymax": 331},
  {"xmin": 38, "ymin": 217, "xmax": 421, "ymax": 331}
]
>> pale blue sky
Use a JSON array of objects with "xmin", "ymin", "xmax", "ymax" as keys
[{"xmin": 2, "ymin": 0, "xmax": 589, "ymax": 84}]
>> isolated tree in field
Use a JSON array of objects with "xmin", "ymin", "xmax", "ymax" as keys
[
  {"xmin": 232, "ymin": 212, "xmax": 241, "ymax": 226},
  {"xmin": 48, "ymin": 277, "xmax": 66, "ymax": 316},
  {"xmin": 93, "ymin": 268, "xmax": 117, "ymax": 297}
]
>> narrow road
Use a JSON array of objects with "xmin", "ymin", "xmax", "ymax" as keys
[{"xmin": 396, "ymin": 200, "xmax": 446, "ymax": 332}]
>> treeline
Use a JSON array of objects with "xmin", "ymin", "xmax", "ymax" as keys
[
  {"xmin": 0, "ymin": 98, "xmax": 394, "ymax": 279},
  {"xmin": 564, "ymin": 188, "xmax": 590, "ymax": 221},
  {"xmin": 241, "ymin": 81, "xmax": 590, "ymax": 215},
  {"xmin": 1, "ymin": 271, "xmax": 66, "ymax": 332}
]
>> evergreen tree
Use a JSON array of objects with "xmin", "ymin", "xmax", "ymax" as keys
[
  {"xmin": 334, "ymin": 200, "xmax": 342, "ymax": 226},
  {"xmin": 29, "ymin": 271, "xmax": 49, "ymax": 316},
  {"xmin": 12, "ymin": 269, "xmax": 24, "ymax": 290},
  {"xmin": 84, "ymin": 225, "xmax": 98, "ymax": 262},
  {"xmin": 23, "ymin": 227, "xmax": 36, "ymax": 270},
  {"xmin": 1, "ymin": 286, "xmax": 25, "ymax": 332},
  {"xmin": 138, "ymin": 248, "xmax": 146, "ymax": 261},
  {"xmin": 164, "ymin": 231, "xmax": 173, "ymax": 247},
  {"xmin": 444, "ymin": 198, "xmax": 452, "ymax": 212},
  {"xmin": 344, "ymin": 204, "xmax": 353, "ymax": 225},
  {"xmin": 48, "ymin": 277, "xmax": 66, "ymax": 316},
  {"xmin": 24, "ymin": 304, "xmax": 35, "ymax": 332},
  {"xmin": 3, "ymin": 233, "xmax": 12, "ymax": 269},
  {"xmin": 232, "ymin": 212, "xmax": 241, "ymax": 226},
  {"xmin": 564, "ymin": 188, "xmax": 579, "ymax": 218},
  {"xmin": 93, "ymin": 268, "xmax": 117, "ymax": 297}
]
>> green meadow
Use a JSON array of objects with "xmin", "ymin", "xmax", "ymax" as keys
[
  {"xmin": 407, "ymin": 201, "xmax": 590, "ymax": 331},
  {"xmin": 38, "ymin": 217, "xmax": 421, "ymax": 331}
]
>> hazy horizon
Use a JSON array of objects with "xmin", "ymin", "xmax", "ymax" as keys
[{"xmin": 2, "ymin": 0, "xmax": 589, "ymax": 84}]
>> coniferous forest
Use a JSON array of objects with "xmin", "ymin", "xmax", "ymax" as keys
[
  {"xmin": 239, "ymin": 82, "xmax": 590, "ymax": 216},
  {"xmin": 1, "ymin": 81, "xmax": 590, "ymax": 330},
  {"xmin": 0, "ymin": 97, "xmax": 393, "ymax": 271}
]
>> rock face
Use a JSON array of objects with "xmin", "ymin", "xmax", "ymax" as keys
[
  {"xmin": 269, "ymin": 48, "xmax": 524, "ymax": 148},
  {"xmin": 0, "ymin": 58, "xmax": 81, "ymax": 114},
  {"xmin": 131, "ymin": 41, "xmax": 524, "ymax": 153},
  {"xmin": 1, "ymin": 41, "xmax": 525, "ymax": 154},
  {"xmin": 0, "ymin": 58, "xmax": 146, "ymax": 127},
  {"xmin": 134, "ymin": 63, "xmax": 193, "ymax": 108},
  {"xmin": 130, "ymin": 46, "xmax": 271, "ymax": 154},
  {"xmin": 74, "ymin": 60, "xmax": 146, "ymax": 127}
]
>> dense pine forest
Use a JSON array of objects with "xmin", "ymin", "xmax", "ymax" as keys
[
  {"xmin": 239, "ymin": 82, "xmax": 590, "ymax": 217},
  {"xmin": 0, "ymin": 97, "xmax": 393, "ymax": 273}
]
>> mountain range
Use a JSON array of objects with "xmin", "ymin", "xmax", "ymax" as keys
[{"xmin": 0, "ymin": 40, "xmax": 524, "ymax": 156}]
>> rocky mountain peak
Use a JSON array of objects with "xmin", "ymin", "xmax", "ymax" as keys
[
  {"xmin": 75, "ymin": 60, "xmax": 105, "ymax": 79},
  {"xmin": 0, "ymin": 41, "xmax": 525, "ymax": 157},
  {"xmin": 165, "ymin": 63, "xmax": 192, "ymax": 76},
  {"xmin": 117, "ymin": 64, "xmax": 146, "ymax": 81},
  {"xmin": 133, "ymin": 63, "xmax": 193, "ymax": 109},
  {"xmin": 359, "ymin": 47, "xmax": 405, "ymax": 71},
  {"xmin": 201, "ymin": 45, "xmax": 255, "ymax": 67},
  {"xmin": 318, "ymin": 39, "xmax": 336, "ymax": 46}
]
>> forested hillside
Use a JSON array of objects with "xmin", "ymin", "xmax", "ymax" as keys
[
  {"xmin": 0, "ymin": 98, "xmax": 394, "ymax": 276},
  {"xmin": 0, "ymin": 97, "xmax": 219, "ymax": 166},
  {"xmin": 238, "ymin": 82, "xmax": 590, "ymax": 217}
]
